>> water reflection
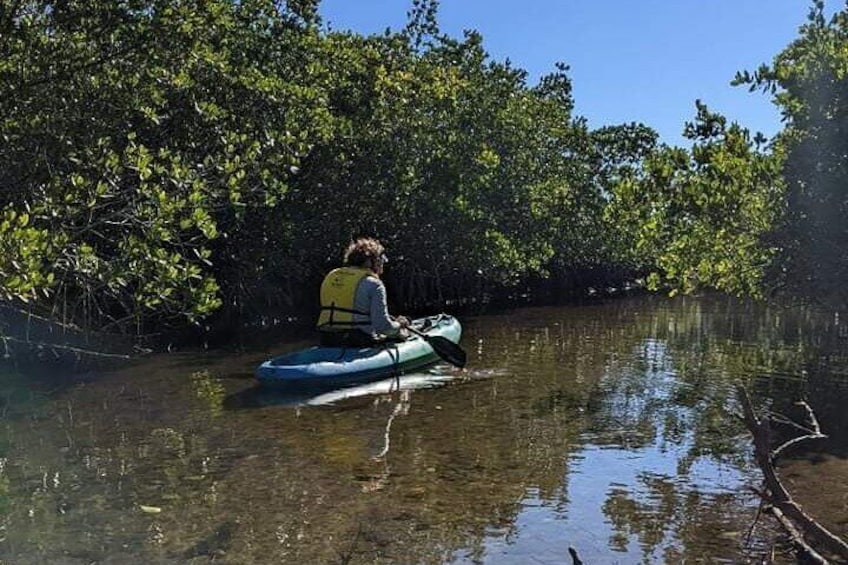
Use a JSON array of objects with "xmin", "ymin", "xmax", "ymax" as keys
[
  {"xmin": 223, "ymin": 368, "xmax": 467, "ymax": 409},
  {"xmin": 0, "ymin": 294, "xmax": 845, "ymax": 563}
]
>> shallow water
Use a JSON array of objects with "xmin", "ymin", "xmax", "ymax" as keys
[{"xmin": 0, "ymin": 294, "xmax": 846, "ymax": 563}]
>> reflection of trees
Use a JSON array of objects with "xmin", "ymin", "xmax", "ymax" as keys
[
  {"xmin": 604, "ymin": 473, "xmax": 676, "ymax": 553},
  {"xmin": 583, "ymin": 295, "xmax": 846, "ymax": 559},
  {"xmin": 604, "ymin": 472, "xmax": 757, "ymax": 563},
  {"xmin": 652, "ymin": 296, "xmax": 848, "ymax": 459},
  {"xmin": 0, "ymin": 295, "xmax": 843, "ymax": 562},
  {"xmin": 472, "ymin": 294, "xmax": 845, "ymax": 560}
]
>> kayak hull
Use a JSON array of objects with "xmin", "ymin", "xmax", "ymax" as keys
[{"xmin": 255, "ymin": 314, "xmax": 462, "ymax": 390}]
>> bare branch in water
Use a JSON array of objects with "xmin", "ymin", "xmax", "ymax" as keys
[
  {"xmin": 1, "ymin": 335, "xmax": 131, "ymax": 360},
  {"xmin": 737, "ymin": 386, "xmax": 848, "ymax": 563}
]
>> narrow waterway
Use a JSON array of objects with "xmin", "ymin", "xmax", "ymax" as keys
[{"xmin": 0, "ymin": 294, "xmax": 846, "ymax": 564}]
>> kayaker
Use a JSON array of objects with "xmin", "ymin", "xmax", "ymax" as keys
[{"xmin": 316, "ymin": 237, "xmax": 410, "ymax": 347}]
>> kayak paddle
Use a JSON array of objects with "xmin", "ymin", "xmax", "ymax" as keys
[{"xmin": 406, "ymin": 325, "xmax": 467, "ymax": 368}]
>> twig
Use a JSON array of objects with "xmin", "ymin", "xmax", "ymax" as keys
[
  {"xmin": 770, "ymin": 413, "xmax": 817, "ymax": 435},
  {"xmin": 744, "ymin": 494, "xmax": 766, "ymax": 548},
  {"xmin": 1, "ymin": 336, "xmax": 131, "ymax": 359},
  {"xmin": 568, "ymin": 546, "xmax": 583, "ymax": 565},
  {"xmin": 772, "ymin": 401, "xmax": 826, "ymax": 458}
]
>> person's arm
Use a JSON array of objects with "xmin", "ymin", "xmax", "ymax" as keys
[{"xmin": 368, "ymin": 278, "xmax": 403, "ymax": 335}]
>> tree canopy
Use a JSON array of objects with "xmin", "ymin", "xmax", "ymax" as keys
[
  {"xmin": 737, "ymin": 0, "xmax": 848, "ymax": 307},
  {"xmin": 0, "ymin": 0, "xmax": 846, "ymax": 354}
]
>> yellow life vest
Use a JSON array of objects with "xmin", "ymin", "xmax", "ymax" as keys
[{"xmin": 316, "ymin": 267, "xmax": 372, "ymax": 331}]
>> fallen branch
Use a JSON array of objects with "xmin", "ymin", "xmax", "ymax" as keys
[
  {"xmin": 1, "ymin": 335, "xmax": 132, "ymax": 360},
  {"xmin": 737, "ymin": 386, "xmax": 848, "ymax": 563},
  {"xmin": 770, "ymin": 505, "xmax": 829, "ymax": 565}
]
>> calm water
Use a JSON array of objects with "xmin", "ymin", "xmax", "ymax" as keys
[{"xmin": 1, "ymin": 294, "xmax": 846, "ymax": 564}]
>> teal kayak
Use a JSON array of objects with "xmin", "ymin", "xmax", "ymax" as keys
[{"xmin": 255, "ymin": 314, "xmax": 462, "ymax": 390}]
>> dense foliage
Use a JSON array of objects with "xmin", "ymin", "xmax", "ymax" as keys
[
  {"xmin": 0, "ymin": 0, "xmax": 333, "ymax": 338},
  {"xmin": 0, "ymin": 0, "xmax": 846, "ymax": 353},
  {"xmin": 604, "ymin": 1, "xmax": 848, "ymax": 309},
  {"xmin": 736, "ymin": 0, "xmax": 848, "ymax": 308},
  {"xmin": 606, "ymin": 102, "xmax": 783, "ymax": 298},
  {"xmin": 0, "ymin": 0, "xmax": 643, "ymax": 348}
]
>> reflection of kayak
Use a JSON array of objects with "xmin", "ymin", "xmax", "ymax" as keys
[
  {"xmin": 255, "ymin": 314, "xmax": 462, "ymax": 390},
  {"xmin": 226, "ymin": 371, "xmax": 456, "ymax": 409}
]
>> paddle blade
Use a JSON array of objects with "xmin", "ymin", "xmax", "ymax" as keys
[{"xmin": 423, "ymin": 335, "xmax": 467, "ymax": 368}]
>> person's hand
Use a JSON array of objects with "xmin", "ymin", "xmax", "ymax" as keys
[{"xmin": 396, "ymin": 316, "xmax": 410, "ymax": 328}]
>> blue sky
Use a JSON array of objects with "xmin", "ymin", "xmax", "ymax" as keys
[{"xmin": 317, "ymin": 1, "xmax": 839, "ymax": 147}]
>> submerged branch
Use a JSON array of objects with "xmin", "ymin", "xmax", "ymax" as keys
[
  {"xmin": 770, "ymin": 506, "xmax": 829, "ymax": 565},
  {"xmin": 1, "ymin": 335, "xmax": 131, "ymax": 360}
]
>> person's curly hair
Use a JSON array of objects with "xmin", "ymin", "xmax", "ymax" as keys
[{"xmin": 343, "ymin": 237, "xmax": 385, "ymax": 267}]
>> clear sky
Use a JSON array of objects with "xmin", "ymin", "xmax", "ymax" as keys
[{"xmin": 317, "ymin": 1, "xmax": 841, "ymax": 147}]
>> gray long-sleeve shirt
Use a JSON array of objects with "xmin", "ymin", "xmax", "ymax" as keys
[{"xmin": 352, "ymin": 276, "xmax": 402, "ymax": 337}]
